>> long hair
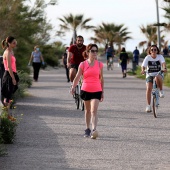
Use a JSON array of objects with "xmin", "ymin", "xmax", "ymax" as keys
[
  {"xmin": 83, "ymin": 43, "xmax": 98, "ymax": 59},
  {"xmin": 1, "ymin": 36, "xmax": 15, "ymax": 49},
  {"xmin": 147, "ymin": 45, "xmax": 160, "ymax": 55}
]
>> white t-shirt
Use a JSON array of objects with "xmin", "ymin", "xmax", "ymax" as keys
[{"xmin": 141, "ymin": 54, "xmax": 165, "ymax": 77}]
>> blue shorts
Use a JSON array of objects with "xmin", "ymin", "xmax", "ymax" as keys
[
  {"xmin": 121, "ymin": 63, "xmax": 127, "ymax": 72},
  {"xmin": 146, "ymin": 72, "xmax": 164, "ymax": 83}
]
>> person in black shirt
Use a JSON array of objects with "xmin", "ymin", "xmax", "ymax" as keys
[
  {"xmin": 119, "ymin": 47, "xmax": 129, "ymax": 78},
  {"xmin": 62, "ymin": 47, "xmax": 70, "ymax": 82}
]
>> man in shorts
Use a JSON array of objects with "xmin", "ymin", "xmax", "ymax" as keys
[{"xmin": 67, "ymin": 35, "xmax": 86, "ymax": 82}]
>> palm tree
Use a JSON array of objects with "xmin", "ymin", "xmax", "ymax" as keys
[
  {"xmin": 91, "ymin": 22, "xmax": 132, "ymax": 52},
  {"xmin": 139, "ymin": 25, "xmax": 157, "ymax": 48},
  {"xmin": 139, "ymin": 24, "xmax": 165, "ymax": 50},
  {"xmin": 58, "ymin": 13, "xmax": 94, "ymax": 44}
]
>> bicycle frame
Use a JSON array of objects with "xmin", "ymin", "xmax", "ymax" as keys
[{"xmin": 152, "ymin": 79, "xmax": 159, "ymax": 107}]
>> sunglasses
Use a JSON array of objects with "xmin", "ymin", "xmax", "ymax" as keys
[
  {"xmin": 151, "ymin": 48, "xmax": 157, "ymax": 52},
  {"xmin": 90, "ymin": 50, "xmax": 98, "ymax": 53}
]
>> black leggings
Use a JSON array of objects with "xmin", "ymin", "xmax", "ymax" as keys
[{"xmin": 32, "ymin": 62, "xmax": 41, "ymax": 81}]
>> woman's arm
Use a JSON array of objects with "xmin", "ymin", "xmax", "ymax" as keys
[
  {"xmin": 162, "ymin": 62, "xmax": 167, "ymax": 72},
  {"xmin": 141, "ymin": 66, "xmax": 145, "ymax": 74},
  {"xmin": 6, "ymin": 51, "xmax": 16, "ymax": 85},
  {"xmin": 40, "ymin": 54, "xmax": 44, "ymax": 63},
  {"xmin": 71, "ymin": 67, "xmax": 83, "ymax": 94},
  {"xmin": 29, "ymin": 53, "xmax": 33, "ymax": 64},
  {"xmin": 100, "ymin": 67, "xmax": 104, "ymax": 102}
]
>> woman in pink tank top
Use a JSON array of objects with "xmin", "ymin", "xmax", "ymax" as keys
[
  {"xmin": 71, "ymin": 44, "xmax": 104, "ymax": 139},
  {"xmin": 1, "ymin": 36, "xmax": 19, "ymax": 116}
]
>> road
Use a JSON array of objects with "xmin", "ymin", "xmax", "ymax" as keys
[{"xmin": 0, "ymin": 59, "xmax": 170, "ymax": 170}]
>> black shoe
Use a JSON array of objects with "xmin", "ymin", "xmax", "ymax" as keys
[
  {"xmin": 124, "ymin": 73, "xmax": 126, "ymax": 77},
  {"xmin": 84, "ymin": 128, "xmax": 91, "ymax": 137}
]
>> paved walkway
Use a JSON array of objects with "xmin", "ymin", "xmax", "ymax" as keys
[{"xmin": 0, "ymin": 59, "xmax": 170, "ymax": 170}]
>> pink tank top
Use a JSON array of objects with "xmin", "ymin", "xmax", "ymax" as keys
[
  {"xmin": 79, "ymin": 60, "xmax": 103, "ymax": 92},
  {"xmin": 3, "ymin": 55, "xmax": 17, "ymax": 73}
]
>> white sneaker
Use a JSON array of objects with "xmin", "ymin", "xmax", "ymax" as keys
[
  {"xmin": 159, "ymin": 90, "xmax": 165, "ymax": 98},
  {"xmin": 91, "ymin": 130, "xmax": 98, "ymax": 139},
  {"xmin": 146, "ymin": 105, "xmax": 151, "ymax": 112}
]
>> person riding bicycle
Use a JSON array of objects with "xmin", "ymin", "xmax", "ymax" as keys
[
  {"xmin": 106, "ymin": 42, "xmax": 114, "ymax": 69},
  {"xmin": 67, "ymin": 35, "xmax": 86, "ymax": 82},
  {"xmin": 141, "ymin": 45, "xmax": 167, "ymax": 112}
]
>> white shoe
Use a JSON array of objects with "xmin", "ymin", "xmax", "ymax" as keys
[
  {"xmin": 146, "ymin": 105, "xmax": 151, "ymax": 112},
  {"xmin": 159, "ymin": 90, "xmax": 165, "ymax": 98},
  {"xmin": 91, "ymin": 130, "xmax": 98, "ymax": 139}
]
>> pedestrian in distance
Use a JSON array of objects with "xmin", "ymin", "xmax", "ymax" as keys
[
  {"xmin": 71, "ymin": 43, "xmax": 104, "ymax": 139},
  {"xmin": 106, "ymin": 42, "xmax": 114, "ymax": 70},
  {"xmin": 1, "ymin": 36, "xmax": 19, "ymax": 116},
  {"xmin": 28, "ymin": 45, "xmax": 45, "ymax": 82},
  {"xmin": 67, "ymin": 35, "xmax": 86, "ymax": 83},
  {"xmin": 62, "ymin": 47, "xmax": 70, "ymax": 82},
  {"xmin": 119, "ymin": 47, "xmax": 129, "ymax": 78},
  {"xmin": 162, "ymin": 46, "xmax": 169, "ymax": 58},
  {"xmin": 141, "ymin": 45, "xmax": 167, "ymax": 112},
  {"xmin": 133, "ymin": 46, "xmax": 140, "ymax": 65}
]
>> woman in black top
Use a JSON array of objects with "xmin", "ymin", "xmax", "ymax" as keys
[{"xmin": 119, "ymin": 47, "xmax": 129, "ymax": 78}]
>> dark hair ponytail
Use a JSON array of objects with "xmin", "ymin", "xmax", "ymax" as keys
[{"xmin": 1, "ymin": 36, "xmax": 15, "ymax": 49}]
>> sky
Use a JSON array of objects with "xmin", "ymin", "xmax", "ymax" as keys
[{"xmin": 34, "ymin": 0, "xmax": 169, "ymax": 52}]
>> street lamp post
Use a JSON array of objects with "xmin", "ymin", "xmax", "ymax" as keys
[{"xmin": 155, "ymin": 0, "xmax": 161, "ymax": 50}]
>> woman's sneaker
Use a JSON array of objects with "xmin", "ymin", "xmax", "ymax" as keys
[
  {"xmin": 84, "ymin": 128, "xmax": 91, "ymax": 137},
  {"xmin": 91, "ymin": 130, "xmax": 98, "ymax": 139},
  {"xmin": 146, "ymin": 105, "xmax": 151, "ymax": 112},
  {"xmin": 159, "ymin": 90, "xmax": 165, "ymax": 98}
]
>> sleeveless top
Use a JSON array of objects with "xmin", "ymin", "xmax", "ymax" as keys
[
  {"xmin": 3, "ymin": 55, "xmax": 17, "ymax": 73},
  {"xmin": 79, "ymin": 60, "xmax": 103, "ymax": 92}
]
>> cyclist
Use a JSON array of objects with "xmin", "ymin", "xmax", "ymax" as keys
[
  {"xmin": 106, "ymin": 42, "xmax": 114, "ymax": 69},
  {"xmin": 67, "ymin": 35, "xmax": 86, "ymax": 82},
  {"xmin": 71, "ymin": 44, "xmax": 104, "ymax": 139},
  {"xmin": 141, "ymin": 45, "xmax": 167, "ymax": 112}
]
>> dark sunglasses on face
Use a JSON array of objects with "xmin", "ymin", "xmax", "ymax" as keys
[
  {"xmin": 151, "ymin": 48, "xmax": 157, "ymax": 52},
  {"xmin": 90, "ymin": 50, "xmax": 98, "ymax": 53}
]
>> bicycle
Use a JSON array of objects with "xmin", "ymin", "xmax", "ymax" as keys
[
  {"xmin": 74, "ymin": 78, "xmax": 84, "ymax": 111},
  {"xmin": 145, "ymin": 70, "xmax": 164, "ymax": 118},
  {"xmin": 107, "ymin": 57, "xmax": 113, "ymax": 70}
]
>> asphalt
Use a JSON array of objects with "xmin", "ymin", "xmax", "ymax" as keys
[{"xmin": 0, "ymin": 58, "xmax": 170, "ymax": 170}]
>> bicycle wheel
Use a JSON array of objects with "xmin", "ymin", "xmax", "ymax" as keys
[
  {"xmin": 80, "ymin": 99, "xmax": 84, "ymax": 111},
  {"xmin": 74, "ymin": 86, "xmax": 80, "ymax": 110},
  {"xmin": 75, "ymin": 94, "xmax": 80, "ymax": 109},
  {"xmin": 152, "ymin": 95, "xmax": 158, "ymax": 118}
]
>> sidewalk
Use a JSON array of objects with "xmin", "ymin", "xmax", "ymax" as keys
[{"xmin": 0, "ymin": 62, "xmax": 170, "ymax": 170}]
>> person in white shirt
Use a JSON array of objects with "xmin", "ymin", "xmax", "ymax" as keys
[{"xmin": 141, "ymin": 45, "xmax": 167, "ymax": 112}]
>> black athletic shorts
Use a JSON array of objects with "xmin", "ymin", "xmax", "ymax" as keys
[
  {"xmin": 80, "ymin": 90, "xmax": 102, "ymax": 101},
  {"xmin": 70, "ymin": 64, "xmax": 79, "ymax": 71}
]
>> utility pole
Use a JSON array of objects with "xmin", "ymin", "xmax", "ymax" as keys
[{"xmin": 155, "ymin": 0, "xmax": 161, "ymax": 50}]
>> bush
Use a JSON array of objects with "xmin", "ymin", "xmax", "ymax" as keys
[
  {"xmin": 12, "ymin": 70, "xmax": 32, "ymax": 102},
  {"xmin": 140, "ymin": 52, "xmax": 147, "ymax": 59},
  {"xmin": 17, "ymin": 70, "xmax": 32, "ymax": 88},
  {"xmin": 0, "ymin": 112, "xmax": 18, "ymax": 144}
]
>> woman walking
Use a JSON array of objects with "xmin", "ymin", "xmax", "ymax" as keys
[
  {"xmin": 1, "ymin": 36, "xmax": 19, "ymax": 115},
  {"xmin": 29, "ymin": 45, "xmax": 44, "ymax": 82},
  {"xmin": 71, "ymin": 44, "xmax": 104, "ymax": 139},
  {"xmin": 119, "ymin": 47, "xmax": 129, "ymax": 78}
]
